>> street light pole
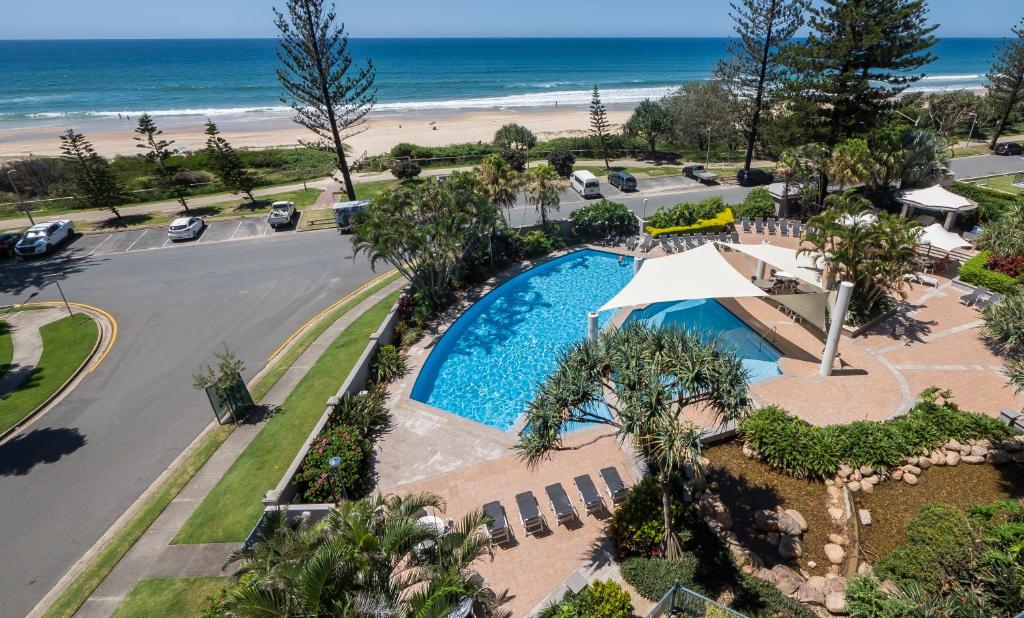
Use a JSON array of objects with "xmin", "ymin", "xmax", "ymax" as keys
[
  {"xmin": 966, "ymin": 113, "xmax": 978, "ymax": 149},
  {"xmin": 53, "ymin": 280, "xmax": 73, "ymax": 317},
  {"xmin": 6, "ymin": 170, "xmax": 34, "ymax": 225},
  {"xmin": 705, "ymin": 128, "xmax": 712, "ymax": 168}
]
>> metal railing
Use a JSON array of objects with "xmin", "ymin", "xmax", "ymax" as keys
[{"xmin": 645, "ymin": 582, "xmax": 747, "ymax": 617}]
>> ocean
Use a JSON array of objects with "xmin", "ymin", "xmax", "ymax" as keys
[{"xmin": 0, "ymin": 37, "xmax": 1002, "ymax": 129}]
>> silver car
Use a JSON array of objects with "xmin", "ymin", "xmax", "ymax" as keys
[
  {"xmin": 267, "ymin": 201, "xmax": 296, "ymax": 228},
  {"xmin": 167, "ymin": 216, "xmax": 205, "ymax": 241}
]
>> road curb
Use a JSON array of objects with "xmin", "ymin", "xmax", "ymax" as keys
[{"xmin": 0, "ymin": 303, "xmax": 114, "ymax": 445}]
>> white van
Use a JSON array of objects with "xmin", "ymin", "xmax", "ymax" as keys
[{"xmin": 570, "ymin": 170, "xmax": 601, "ymax": 198}]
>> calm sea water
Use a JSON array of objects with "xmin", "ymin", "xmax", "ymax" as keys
[{"xmin": 0, "ymin": 37, "xmax": 1002, "ymax": 126}]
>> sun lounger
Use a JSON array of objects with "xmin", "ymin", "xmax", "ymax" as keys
[
  {"xmin": 546, "ymin": 483, "xmax": 578, "ymax": 527},
  {"xmin": 741, "ymin": 217, "xmax": 752, "ymax": 233},
  {"xmin": 792, "ymin": 221, "xmax": 803, "ymax": 236},
  {"xmin": 573, "ymin": 474, "xmax": 604, "ymax": 516},
  {"xmin": 625, "ymin": 236, "xmax": 637, "ymax": 251},
  {"xmin": 600, "ymin": 467, "xmax": 629, "ymax": 505},
  {"xmin": 718, "ymin": 232, "xmax": 728, "ymax": 243},
  {"xmin": 974, "ymin": 293, "xmax": 1003, "ymax": 311},
  {"xmin": 685, "ymin": 235, "xmax": 698, "ymax": 250},
  {"xmin": 516, "ymin": 491, "xmax": 546, "ymax": 536},
  {"xmin": 730, "ymin": 231, "xmax": 741, "ymax": 243},
  {"xmin": 754, "ymin": 220, "xmax": 765, "ymax": 235},
  {"xmin": 673, "ymin": 237, "xmax": 686, "ymax": 252},
  {"xmin": 483, "ymin": 500, "xmax": 513, "ymax": 544},
  {"xmin": 767, "ymin": 218, "xmax": 777, "ymax": 235},
  {"xmin": 779, "ymin": 220, "xmax": 790, "ymax": 236},
  {"xmin": 659, "ymin": 237, "xmax": 673, "ymax": 253},
  {"xmin": 959, "ymin": 288, "xmax": 987, "ymax": 306}
]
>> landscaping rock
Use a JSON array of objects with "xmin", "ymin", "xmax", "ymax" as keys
[
  {"xmin": 891, "ymin": 469, "xmax": 904, "ymax": 481},
  {"xmin": 858, "ymin": 465, "xmax": 874, "ymax": 476},
  {"xmin": 858, "ymin": 562, "xmax": 873, "ymax": 575},
  {"xmin": 1002, "ymin": 440, "xmax": 1022, "ymax": 453},
  {"xmin": 917, "ymin": 456, "xmax": 932, "ymax": 469},
  {"xmin": 826, "ymin": 591, "xmax": 846, "ymax": 614},
  {"xmin": 962, "ymin": 454, "xmax": 985, "ymax": 464},
  {"xmin": 850, "ymin": 470, "xmax": 862, "ymax": 481},
  {"xmin": 827, "ymin": 484, "xmax": 843, "ymax": 499},
  {"xmin": 930, "ymin": 450, "xmax": 944, "ymax": 465},
  {"xmin": 808, "ymin": 560, "xmax": 817, "ymax": 568},
  {"xmin": 754, "ymin": 509, "xmax": 780, "ymax": 532},
  {"xmin": 902, "ymin": 464, "xmax": 921, "ymax": 475},
  {"xmin": 971, "ymin": 444, "xmax": 988, "ymax": 457},
  {"xmin": 778, "ymin": 534, "xmax": 803, "ymax": 559},
  {"xmin": 846, "ymin": 480, "xmax": 861, "ymax": 493},
  {"xmin": 828, "ymin": 533, "xmax": 847, "ymax": 546},
  {"xmin": 988, "ymin": 451, "xmax": 1010, "ymax": 465},
  {"xmin": 945, "ymin": 451, "xmax": 961, "ymax": 466},
  {"xmin": 903, "ymin": 472, "xmax": 918, "ymax": 485},
  {"xmin": 796, "ymin": 580, "xmax": 826, "ymax": 606},
  {"xmin": 881, "ymin": 580, "xmax": 901, "ymax": 595},
  {"xmin": 766, "ymin": 532, "xmax": 780, "ymax": 545},
  {"xmin": 771, "ymin": 565, "xmax": 804, "ymax": 595},
  {"xmin": 946, "ymin": 438, "xmax": 962, "ymax": 452},
  {"xmin": 826, "ymin": 575, "xmax": 848, "ymax": 593},
  {"xmin": 742, "ymin": 444, "xmax": 756, "ymax": 459},
  {"xmin": 838, "ymin": 463, "xmax": 853, "ymax": 478},
  {"xmin": 858, "ymin": 509, "xmax": 872, "ymax": 526},
  {"xmin": 825, "ymin": 543, "xmax": 846, "ymax": 565},
  {"xmin": 777, "ymin": 513, "xmax": 803, "ymax": 536},
  {"xmin": 785, "ymin": 509, "xmax": 809, "ymax": 533},
  {"xmin": 828, "ymin": 506, "xmax": 845, "ymax": 520},
  {"xmin": 860, "ymin": 480, "xmax": 874, "ymax": 493}
]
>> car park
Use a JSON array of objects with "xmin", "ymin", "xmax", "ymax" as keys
[
  {"xmin": 167, "ymin": 216, "xmax": 205, "ymax": 241},
  {"xmin": 608, "ymin": 171, "xmax": 638, "ymax": 191},
  {"xmin": 683, "ymin": 164, "xmax": 719, "ymax": 185},
  {"xmin": 0, "ymin": 232, "xmax": 22, "ymax": 257},
  {"xmin": 267, "ymin": 201, "xmax": 297, "ymax": 228},
  {"xmin": 736, "ymin": 168, "xmax": 774, "ymax": 187},
  {"xmin": 14, "ymin": 220, "xmax": 74, "ymax": 257},
  {"xmin": 994, "ymin": 142, "xmax": 1024, "ymax": 156}
]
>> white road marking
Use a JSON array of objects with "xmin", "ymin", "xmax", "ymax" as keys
[
  {"xmin": 228, "ymin": 219, "xmax": 245, "ymax": 240},
  {"xmin": 86, "ymin": 234, "xmax": 114, "ymax": 256},
  {"xmin": 124, "ymin": 230, "xmax": 147, "ymax": 252}
]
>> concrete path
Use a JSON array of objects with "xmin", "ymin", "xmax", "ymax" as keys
[
  {"xmin": 73, "ymin": 278, "xmax": 405, "ymax": 618},
  {"xmin": 0, "ymin": 308, "xmax": 65, "ymax": 397}
]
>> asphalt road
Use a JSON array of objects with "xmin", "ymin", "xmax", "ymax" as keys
[
  {"xmin": 0, "ymin": 229, "xmax": 378, "ymax": 617},
  {"xmin": 947, "ymin": 153, "xmax": 1024, "ymax": 179}
]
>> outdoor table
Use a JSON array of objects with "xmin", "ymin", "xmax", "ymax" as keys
[{"xmin": 773, "ymin": 271, "xmax": 797, "ymax": 281}]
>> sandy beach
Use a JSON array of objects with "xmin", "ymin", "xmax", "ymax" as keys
[{"xmin": 0, "ymin": 107, "xmax": 633, "ymax": 161}]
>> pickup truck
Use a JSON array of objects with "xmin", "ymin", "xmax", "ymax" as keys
[
  {"xmin": 683, "ymin": 164, "xmax": 719, "ymax": 185},
  {"xmin": 267, "ymin": 201, "xmax": 296, "ymax": 228}
]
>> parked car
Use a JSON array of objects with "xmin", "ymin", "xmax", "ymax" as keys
[
  {"xmin": 267, "ymin": 201, "xmax": 297, "ymax": 228},
  {"xmin": 332, "ymin": 200, "xmax": 369, "ymax": 233},
  {"xmin": 570, "ymin": 170, "xmax": 601, "ymax": 198},
  {"xmin": 683, "ymin": 164, "xmax": 718, "ymax": 185},
  {"xmin": 994, "ymin": 142, "xmax": 1024, "ymax": 156},
  {"xmin": 0, "ymin": 232, "xmax": 22, "ymax": 257},
  {"xmin": 736, "ymin": 168, "xmax": 774, "ymax": 187},
  {"xmin": 167, "ymin": 216, "xmax": 205, "ymax": 241},
  {"xmin": 608, "ymin": 171, "xmax": 638, "ymax": 191},
  {"xmin": 15, "ymin": 220, "xmax": 74, "ymax": 257}
]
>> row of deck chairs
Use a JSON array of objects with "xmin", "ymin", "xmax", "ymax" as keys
[
  {"xmin": 741, "ymin": 217, "xmax": 808, "ymax": 237},
  {"xmin": 626, "ymin": 231, "xmax": 741, "ymax": 254},
  {"xmin": 482, "ymin": 466, "xmax": 630, "ymax": 544},
  {"xmin": 959, "ymin": 287, "xmax": 1004, "ymax": 311}
]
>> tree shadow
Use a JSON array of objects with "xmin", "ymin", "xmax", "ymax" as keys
[
  {"xmin": 91, "ymin": 213, "xmax": 155, "ymax": 230},
  {"xmin": 0, "ymin": 426, "xmax": 87, "ymax": 476},
  {"xmin": 0, "ymin": 250, "xmax": 95, "ymax": 296},
  {"xmin": 705, "ymin": 466, "xmax": 785, "ymax": 569}
]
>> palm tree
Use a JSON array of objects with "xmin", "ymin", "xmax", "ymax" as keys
[
  {"xmin": 774, "ymin": 150, "xmax": 799, "ymax": 217},
  {"xmin": 517, "ymin": 323, "xmax": 751, "ymax": 558},
  {"xmin": 219, "ymin": 492, "xmax": 496, "ymax": 617},
  {"xmin": 828, "ymin": 138, "xmax": 874, "ymax": 190},
  {"xmin": 523, "ymin": 165, "xmax": 565, "ymax": 228},
  {"xmin": 476, "ymin": 154, "xmax": 522, "ymax": 224}
]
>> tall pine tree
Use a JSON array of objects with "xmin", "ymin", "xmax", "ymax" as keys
[
  {"xmin": 60, "ymin": 129, "xmax": 127, "ymax": 221},
  {"xmin": 134, "ymin": 113, "xmax": 190, "ymax": 213},
  {"xmin": 715, "ymin": 0, "xmax": 806, "ymax": 171},
  {"xmin": 590, "ymin": 85, "xmax": 611, "ymax": 172},
  {"xmin": 986, "ymin": 18, "xmax": 1024, "ymax": 149},
  {"xmin": 204, "ymin": 121, "xmax": 258, "ymax": 207},
  {"xmin": 782, "ymin": 0, "xmax": 937, "ymax": 148},
  {"xmin": 274, "ymin": 0, "xmax": 376, "ymax": 201}
]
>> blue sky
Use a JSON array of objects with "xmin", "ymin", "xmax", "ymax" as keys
[{"xmin": 0, "ymin": 0, "xmax": 1019, "ymax": 39}]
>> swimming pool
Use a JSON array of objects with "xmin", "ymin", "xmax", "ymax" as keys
[{"xmin": 411, "ymin": 250, "xmax": 633, "ymax": 430}]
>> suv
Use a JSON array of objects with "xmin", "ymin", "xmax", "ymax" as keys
[
  {"xmin": 267, "ymin": 201, "xmax": 297, "ymax": 228},
  {"xmin": 15, "ymin": 220, "xmax": 74, "ymax": 257},
  {"xmin": 608, "ymin": 171, "xmax": 637, "ymax": 192},
  {"xmin": 736, "ymin": 168, "xmax": 774, "ymax": 187},
  {"xmin": 683, "ymin": 164, "xmax": 719, "ymax": 185},
  {"xmin": 994, "ymin": 142, "xmax": 1024, "ymax": 156}
]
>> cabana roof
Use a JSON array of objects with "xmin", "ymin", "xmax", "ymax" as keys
[{"xmin": 896, "ymin": 185, "xmax": 977, "ymax": 213}]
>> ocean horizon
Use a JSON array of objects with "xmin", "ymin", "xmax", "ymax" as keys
[{"xmin": 0, "ymin": 37, "xmax": 1002, "ymax": 129}]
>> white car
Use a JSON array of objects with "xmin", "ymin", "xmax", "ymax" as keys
[
  {"xmin": 167, "ymin": 216, "xmax": 205, "ymax": 241},
  {"xmin": 15, "ymin": 219, "xmax": 75, "ymax": 257},
  {"xmin": 267, "ymin": 201, "xmax": 296, "ymax": 228}
]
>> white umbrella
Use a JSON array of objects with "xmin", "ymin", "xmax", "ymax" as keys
[{"xmin": 917, "ymin": 223, "xmax": 973, "ymax": 253}]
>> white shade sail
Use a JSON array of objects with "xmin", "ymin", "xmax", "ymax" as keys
[
  {"xmin": 918, "ymin": 223, "xmax": 974, "ymax": 252},
  {"xmin": 897, "ymin": 185, "xmax": 977, "ymax": 213},
  {"xmin": 718, "ymin": 242, "xmax": 825, "ymax": 287},
  {"xmin": 599, "ymin": 243, "xmax": 768, "ymax": 311}
]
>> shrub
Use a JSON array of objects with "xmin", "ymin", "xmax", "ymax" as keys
[
  {"xmin": 731, "ymin": 574, "xmax": 818, "ymax": 618},
  {"xmin": 950, "ymin": 181, "xmax": 1023, "ymax": 221},
  {"xmin": 327, "ymin": 389, "xmax": 391, "ymax": 440},
  {"xmin": 735, "ymin": 187, "xmax": 777, "ymax": 219},
  {"xmin": 172, "ymin": 169, "xmax": 211, "ymax": 187},
  {"xmin": 647, "ymin": 196, "xmax": 727, "ymax": 229},
  {"xmin": 608, "ymin": 476, "xmax": 670, "ymax": 557},
  {"xmin": 538, "ymin": 580, "xmax": 633, "ymax": 618},
  {"xmin": 875, "ymin": 504, "xmax": 974, "ymax": 593},
  {"xmin": 988, "ymin": 253, "xmax": 1024, "ymax": 278},
  {"xmin": 390, "ymin": 159, "xmax": 421, "ymax": 180},
  {"xmin": 647, "ymin": 207, "xmax": 735, "ymax": 238},
  {"xmin": 294, "ymin": 423, "xmax": 373, "ymax": 502},
  {"xmin": 570, "ymin": 199, "xmax": 638, "ymax": 239},
  {"xmin": 845, "ymin": 575, "xmax": 916, "ymax": 618},
  {"xmin": 372, "ymin": 344, "xmax": 408, "ymax": 384},
  {"xmin": 982, "ymin": 290, "xmax": 1024, "ymax": 354},
  {"xmin": 621, "ymin": 556, "xmax": 701, "ymax": 601},
  {"xmin": 960, "ymin": 252, "xmax": 1021, "ymax": 295},
  {"xmin": 500, "ymin": 147, "xmax": 527, "ymax": 172},
  {"xmin": 547, "ymin": 150, "xmax": 576, "ymax": 177},
  {"xmin": 518, "ymin": 229, "xmax": 557, "ymax": 257}
]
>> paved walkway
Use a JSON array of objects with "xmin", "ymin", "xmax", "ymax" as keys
[
  {"xmin": 74, "ymin": 278, "xmax": 405, "ymax": 617},
  {"xmin": 0, "ymin": 308, "xmax": 65, "ymax": 397}
]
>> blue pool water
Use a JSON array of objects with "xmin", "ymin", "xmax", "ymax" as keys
[
  {"xmin": 624, "ymin": 299, "xmax": 783, "ymax": 383},
  {"xmin": 411, "ymin": 250, "xmax": 633, "ymax": 430}
]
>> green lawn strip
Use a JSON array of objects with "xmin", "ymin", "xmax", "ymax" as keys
[
  {"xmin": 249, "ymin": 271, "xmax": 400, "ymax": 402},
  {"xmin": 0, "ymin": 315, "xmax": 98, "ymax": 435},
  {"xmin": 174, "ymin": 289, "xmax": 403, "ymax": 544},
  {"xmin": 974, "ymin": 173, "xmax": 1024, "ymax": 196},
  {"xmin": 42, "ymin": 425, "xmax": 233, "ymax": 618},
  {"xmin": 298, "ymin": 179, "xmax": 398, "ymax": 231},
  {"xmin": 112, "ymin": 577, "xmax": 230, "ymax": 618},
  {"xmin": 0, "ymin": 320, "xmax": 11, "ymax": 379}
]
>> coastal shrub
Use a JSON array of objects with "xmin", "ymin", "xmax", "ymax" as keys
[
  {"xmin": 735, "ymin": 187, "xmax": 777, "ymax": 219},
  {"xmin": 517, "ymin": 229, "xmax": 558, "ymax": 257},
  {"xmin": 608, "ymin": 476, "xmax": 669, "ymax": 557},
  {"xmin": 500, "ymin": 147, "xmax": 527, "ymax": 172},
  {"xmin": 731, "ymin": 574, "xmax": 818, "ymax": 618},
  {"xmin": 982, "ymin": 290, "xmax": 1024, "ymax": 354},
  {"xmin": 547, "ymin": 150, "xmax": 576, "ymax": 177},
  {"xmin": 493, "ymin": 123, "xmax": 537, "ymax": 151},
  {"xmin": 371, "ymin": 344, "xmax": 408, "ymax": 384},
  {"xmin": 950, "ymin": 181, "xmax": 1023, "ymax": 221},
  {"xmin": 960, "ymin": 253, "xmax": 1020, "ymax": 294},
  {"xmin": 390, "ymin": 159, "xmax": 421, "ymax": 180},
  {"xmin": 326, "ymin": 389, "xmax": 391, "ymax": 440},
  {"xmin": 874, "ymin": 504, "xmax": 974, "ymax": 593},
  {"xmin": 570, "ymin": 199, "xmax": 637, "ymax": 239},
  {"xmin": 538, "ymin": 579, "xmax": 633, "ymax": 618},
  {"xmin": 647, "ymin": 196, "xmax": 726, "ymax": 228},
  {"xmin": 845, "ymin": 575, "xmax": 916, "ymax": 618},
  {"xmin": 294, "ymin": 423, "xmax": 373, "ymax": 502},
  {"xmin": 620, "ymin": 556, "xmax": 701, "ymax": 600}
]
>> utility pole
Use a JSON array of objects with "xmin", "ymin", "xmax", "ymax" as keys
[{"xmin": 6, "ymin": 169, "xmax": 35, "ymax": 225}]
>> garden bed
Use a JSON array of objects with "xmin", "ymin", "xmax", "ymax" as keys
[
  {"xmin": 705, "ymin": 440, "xmax": 836, "ymax": 576},
  {"xmin": 855, "ymin": 460, "xmax": 1024, "ymax": 563}
]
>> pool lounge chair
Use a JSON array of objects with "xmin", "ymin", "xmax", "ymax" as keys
[
  {"xmin": 573, "ymin": 474, "xmax": 604, "ymax": 517},
  {"xmin": 730, "ymin": 231, "xmax": 741, "ymax": 243},
  {"xmin": 600, "ymin": 467, "xmax": 629, "ymax": 505},
  {"xmin": 672, "ymin": 236, "xmax": 686, "ymax": 252},
  {"xmin": 959, "ymin": 287, "xmax": 988, "ymax": 306},
  {"xmin": 767, "ymin": 218, "xmax": 777, "ymax": 235},
  {"xmin": 792, "ymin": 221, "xmax": 803, "ymax": 237},
  {"xmin": 974, "ymin": 292, "xmax": 1003, "ymax": 311},
  {"xmin": 482, "ymin": 500, "xmax": 513, "ymax": 545},
  {"xmin": 659, "ymin": 237, "xmax": 673, "ymax": 253},
  {"xmin": 625, "ymin": 236, "xmax": 638, "ymax": 251},
  {"xmin": 516, "ymin": 491, "xmax": 546, "ymax": 536},
  {"xmin": 741, "ymin": 217, "xmax": 752, "ymax": 233},
  {"xmin": 546, "ymin": 483, "xmax": 578, "ymax": 527},
  {"xmin": 754, "ymin": 219, "xmax": 765, "ymax": 235},
  {"xmin": 779, "ymin": 220, "xmax": 790, "ymax": 236}
]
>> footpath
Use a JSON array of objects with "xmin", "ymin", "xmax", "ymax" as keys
[{"xmin": 68, "ymin": 278, "xmax": 406, "ymax": 618}]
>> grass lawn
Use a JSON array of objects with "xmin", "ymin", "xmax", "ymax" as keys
[
  {"xmin": 573, "ymin": 164, "xmax": 683, "ymax": 179},
  {"xmin": 0, "ymin": 315, "xmax": 98, "ymax": 435},
  {"xmin": 298, "ymin": 179, "xmax": 398, "ymax": 231},
  {"xmin": 112, "ymin": 577, "xmax": 229, "ymax": 618},
  {"xmin": 0, "ymin": 321, "xmax": 11, "ymax": 380},
  {"xmin": 973, "ymin": 173, "xmax": 1024, "ymax": 195},
  {"xmin": 173, "ymin": 288, "xmax": 403, "ymax": 544}
]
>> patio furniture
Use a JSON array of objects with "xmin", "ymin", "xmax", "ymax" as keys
[
  {"xmin": 686, "ymin": 235, "xmax": 699, "ymax": 250},
  {"xmin": 546, "ymin": 483, "xmax": 578, "ymax": 527},
  {"xmin": 767, "ymin": 218, "xmax": 777, "ymax": 235},
  {"xmin": 659, "ymin": 237, "xmax": 674, "ymax": 253},
  {"xmin": 516, "ymin": 491, "xmax": 546, "ymax": 536},
  {"xmin": 600, "ymin": 467, "xmax": 629, "ymax": 505},
  {"xmin": 754, "ymin": 219, "xmax": 765, "ymax": 235},
  {"xmin": 974, "ymin": 292, "xmax": 1003, "ymax": 311},
  {"xmin": 792, "ymin": 221, "xmax": 803, "ymax": 236},
  {"xmin": 753, "ymin": 278, "xmax": 776, "ymax": 292},
  {"xmin": 483, "ymin": 501, "xmax": 513, "ymax": 545},
  {"xmin": 779, "ymin": 220, "xmax": 790, "ymax": 236},
  {"xmin": 717, "ymin": 232, "xmax": 728, "ymax": 243},
  {"xmin": 573, "ymin": 474, "xmax": 604, "ymax": 517},
  {"xmin": 625, "ymin": 236, "xmax": 638, "ymax": 251},
  {"xmin": 414, "ymin": 514, "xmax": 448, "ymax": 555},
  {"xmin": 742, "ymin": 217, "xmax": 752, "ymax": 233},
  {"xmin": 959, "ymin": 288, "xmax": 988, "ymax": 306},
  {"xmin": 672, "ymin": 237, "xmax": 686, "ymax": 252},
  {"xmin": 730, "ymin": 231, "xmax": 741, "ymax": 243}
]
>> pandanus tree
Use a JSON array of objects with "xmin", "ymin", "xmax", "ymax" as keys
[
  {"xmin": 517, "ymin": 323, "xmax": 751, "ymax": 558},
  {"xmin": 523, "ymin": 164, "xmax": 565, "ymax": 228},
  {"xmin": 219, "ymin": 492, "xmax": 496, "ymax": 617}
]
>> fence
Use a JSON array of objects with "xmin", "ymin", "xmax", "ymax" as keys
[{"xmin": 645, "ymin": 582, "xmax": 747, "ymax": 618}]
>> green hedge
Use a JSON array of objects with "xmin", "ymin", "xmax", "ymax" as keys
[
  {"xmin": 735, "ymin": 187, "xmax": 777, "ymax": 219},
  {"xmin": 959, "ymin": 252, "xmax": 1021, "ymax": 294},
  {"xmin": 739, "ymin": 389, "xmax": 1013, "ymax": 478},
  {"xmin": 950, "ymin": 181, "xmax": 1023, "ymax": 222},
  {"xmin": 621, "ymin": 557, "xmax": 701, "ymax": 601},
  {"xmin": 537, "ymin": 580, "xmax": 634, "ymax": 618},
  {"xmin": 647, "ymin": 208, "xmax": 735, "ymax": 238},
  {"xmin": 570, "ymin": 199, "xmax": 638, "ymax": 239}
]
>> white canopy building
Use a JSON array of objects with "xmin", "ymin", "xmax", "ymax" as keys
[{"xmin": 896, "ymin": 185, "xmax": 977, "ymax": 231}]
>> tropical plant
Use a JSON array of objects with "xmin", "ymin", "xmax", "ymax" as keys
[
  {"xmin": 134, "ymin": 113, "xmax": 190, "ymax": 212},
  {"xmin": 372, "ymin": 344, "xmax": 408, "ymax": 384},
  {"xmin": 390, "ymin": 159, "xmax": 421, "ymax": 180},
  {"xmin": 192, "ymin": 343, "xmax": 246, "ymax": 400},
  {"xmin": 623, "ymin": 99, "xmax": 672, "ymax": 153},
  {"xmin": 517, "ymin": 323, "xmax": 751, "ymax": 558},
  {"xmin": 799, "ymin": 192, "xmax": 920, "ymax": 318},
  {"xmin": 647, "ymin": 197, "xmax": 727, "ymax": 229},
  {"xmin": 570, "ymin": 199, "xmax": 638, "ymax": 240},
  {"xmin": 203, "ymin": 121, "xmax": 258, "ymax": 206},
  {"xmin": 352, "ymin": 171, "xmax": 499, "ymax": 310},
  {"xmin": 986, "ymin": 18, "xmax": 1024, "ymax": 149},
  {"xmin": 736, "ymin": 187, "xmax": 777, "ymax": 219},
  {"xmin": 274, "ymin": 0, "xmax": 376, "ymax": 200},
  {"xmin": 900, "ymin": 127, "xmax": 950, "ymax": 189},
  {"xmin": 218, "ymin": 492, "xmax": 496, "ymax": 617},
  {"xmin": 977, "ymin": 202, "xmax": 1024, "ymax": 259},
  {"xmin": 538, "ymin": 579, "xmax": 633, "ymax": 618},
  {"xmin": 493, "ymin": 123, "xmax": 536, "ymax": 152},
  {"xmin": 828, "ymin": 139, "xmax": 874, "ymax": 189},
  {"xmin": 524, "ymin": 165, "xmax": 565, "ymax": 227},
  {"xmin": 546, "ymin": 149, "xmax": 576, "ymax": 178},
  {"xmin": 499, "ymin": 147, "xmax": 527, "ymax": 172},
  {"xmin": 476, "ymin": 154, "xmax": 522, "ymax": 220},
  {"xmin": 590, "ymin": 85, "xmax": 612, "ymax": 171},
  {"xmin": 59, "ymin": 129, "xmax": 128, "ymax": 220}
]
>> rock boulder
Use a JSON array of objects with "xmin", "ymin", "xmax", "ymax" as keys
[
  {"xmin": 778, "ymin": 534, "xmax": 803, "ymax": 560},
  {"xmin": 825, "ymin": 543, "xmax": 846, "ymax": 565},
  {"xmin": 826, "ymin": 591, "xmax": 846, "ymax": 614}
]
